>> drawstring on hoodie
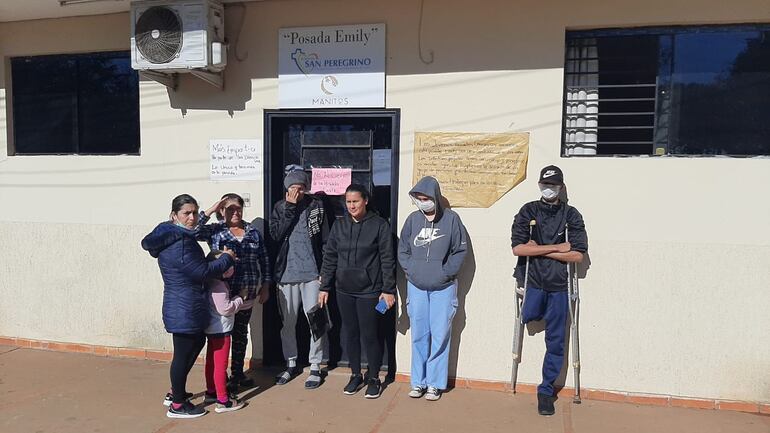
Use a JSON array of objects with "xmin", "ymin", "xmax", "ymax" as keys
[
  {"xmin": 414, "ymin": 197, "xmax": 434, "ymax": 262},
  {"xmin": 347, "ymin": 215, "xmax": 365, "ymax": 265}
]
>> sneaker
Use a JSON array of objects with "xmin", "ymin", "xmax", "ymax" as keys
[
  {"xmin": 167, "ymin": 401, "xmax": 207, "ymax": 419},
  {"xmin": 163, "ymin": 392, "xmax": 193, "ymax": 407},
  {"xmin": 304, "ymin": 369, "xmax": 323, "ymax": 389},
  {"xmin": 204, "ymin": 392, "xmax": 218, "ymax": 404},
  {"xmin": 275, "ymin": 366, "xmax": 302, "ymax": 385},
  {"xmin": 425, "ymin": 386, "xmax": 441, "ymax": 401},
  {"xmin": 343, "ymin": 374, "xmax": 365, "ymax": 395},
  {"xmin": 214, "ymin": 398, "xmax": 245, "ymax": 413},
  {"xmin": 408, "ymin": 386, "xmax": 426, "ymax": 398},
  {"xmin": 537, "ymin": 393, "xmax": 555, "ymax": 416},
  {"xmin": 205, "ymin": 391, "xmax": 238, "ymax": 404},
  {"xmin": 364, "ymin": 377, "xmax": 382, "ymax": 399}
]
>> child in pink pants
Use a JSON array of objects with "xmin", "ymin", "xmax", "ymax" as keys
[{"xmin": 204, "ymin": 253, "xmax": 252, "ymax": 413}]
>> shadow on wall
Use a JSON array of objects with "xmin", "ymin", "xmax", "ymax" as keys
[
  {"xmin": 136, "ymin": 0, "xmax": 564, "ymax": 113},
  {"xmin": 162, "ymin": 4, "xmax": 254, "ymax": 113},
  {"xmin": 447, "ymin": 230, "xmax": 476, "ymax": 382}
]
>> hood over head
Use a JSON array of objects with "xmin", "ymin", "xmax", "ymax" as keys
[{"xmin": 409, "ymin": 176, "xmax": 444, "ymax": 220}]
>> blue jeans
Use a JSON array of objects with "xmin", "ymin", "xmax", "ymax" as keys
[
  {"xmin": 522, "ymin": 287, "xmax": 568, "ymax": 396},
  {"xmin": 407, "ymin": 281, "xmax": 458, "ymax": 390}
]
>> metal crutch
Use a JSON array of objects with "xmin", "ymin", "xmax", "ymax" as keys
[
  {"xmin": 511, "ymin": 219, "xmax": 536, "ymax": 393},
  {"xmin": 566, "ymin": 224, "xmax": 582, "ymax": 403}
]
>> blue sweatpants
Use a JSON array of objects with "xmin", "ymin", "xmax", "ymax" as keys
[
  {"xmin": 521, "ymin": 287, "xmax": 568, "ymax": 396},
  {"xmin": 407, "ymin": 281, "xmax": 458, "ymax": 390}
]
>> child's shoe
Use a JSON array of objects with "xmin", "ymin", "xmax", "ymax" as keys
[{"xmin": 215, "ymin": 398, "xmax": 245, "ymax": 413}]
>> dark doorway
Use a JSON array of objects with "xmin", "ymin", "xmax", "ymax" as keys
[{"xmin": 262, "ymin": 109, "xmax": 400, "ymax": 378}]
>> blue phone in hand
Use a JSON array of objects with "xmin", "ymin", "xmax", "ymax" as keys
[{"xmin": 375, "ymin": 298, "xmax": 389, "ymax": 314}]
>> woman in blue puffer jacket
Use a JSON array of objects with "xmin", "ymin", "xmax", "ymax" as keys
[{"xmin": 142, "ymin": 194, "xmax": 235, "ymax": 419}]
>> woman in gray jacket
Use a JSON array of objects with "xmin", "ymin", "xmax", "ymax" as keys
[{"xmin": 398, "ymin": 176, "xmax": 468, "ymax": 401}]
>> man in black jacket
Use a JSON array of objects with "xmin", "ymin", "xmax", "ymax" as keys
[
  {"xmin": 511, "ymin": 165, "xmax": 588, "ymax": 416},
  {"xmin": 269, "ymin": 168, "xmax": 330, "ymax": 389}
]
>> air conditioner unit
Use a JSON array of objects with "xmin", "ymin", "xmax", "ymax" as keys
[{"xmin": 130, "ymin": 0, "xmax": 226, "ymax": 72}]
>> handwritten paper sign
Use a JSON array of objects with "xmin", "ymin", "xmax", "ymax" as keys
[
  {"xmin": 310, "ymin": 168, "xmax": 352, "ymax": 195},
  {"xmin": 413, "ymin": 132, "xmax": 529, "ymax": 208},
  {"xmin": 210, "ymin": 139, "xmax": 262, "ymax": 181}
]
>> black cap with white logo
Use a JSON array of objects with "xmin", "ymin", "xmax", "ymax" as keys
[{"xmin": 538, "ymin": 165, "xmax": 564, "ymax": 184}]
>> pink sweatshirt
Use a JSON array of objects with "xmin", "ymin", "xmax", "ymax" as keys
[{"xmin": 205, "ymin": 279, "xmax": 252, "ymax": 334}]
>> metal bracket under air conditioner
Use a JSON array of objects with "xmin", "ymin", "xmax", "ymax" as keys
[
  {"xmin": 139, "ymin": 70, "xmax": 178, "ymax": 91},
  {"xmin": 139, "ymin": 69, "xmax": 224, "ymax": 90}
]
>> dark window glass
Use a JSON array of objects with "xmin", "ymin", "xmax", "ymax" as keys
[
  {"xmin": 11, "ymin": 52, "xmax": 139, "ymax": 155},
  {"xmin": 564, "ymin": 25, "xmax": 770, "ymax": 157},
  {"xmin": 668, "ymin": 30, "xmax": 770, "ymax": 155}
]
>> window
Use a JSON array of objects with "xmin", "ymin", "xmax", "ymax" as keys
[
  {"xmin": 10, "ymin": 51, "xmax": 139, "ymax": 155},
  {"xmin": 563, "ymin": 25, "xmax": 770, "ymax": 156}
]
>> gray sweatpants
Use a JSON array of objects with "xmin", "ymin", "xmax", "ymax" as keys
[{"xmin": 277, "ymin": 280, "xmax": 326, "ymax": 366}]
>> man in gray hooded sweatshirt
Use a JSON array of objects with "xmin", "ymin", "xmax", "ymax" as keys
[{"xmin": 398, "ymin": 176, "xmax": 468, "ymax": 401}]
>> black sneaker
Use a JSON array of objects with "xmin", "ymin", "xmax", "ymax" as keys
[
  {"xmin": 275, "ymin": 366, "xmax": 302, "ymax": 385},
  {"xmin": 537, "ymin": 393, "xmax": 555, "ymax": 416},
  {"xmin": 343, "ymin": 374, "xmax": 364, "ymax": 395},
  {"xmin": 167, "ymin": 401, "xmax": 207, "ymax": 419},
  {"xmin": 364, "ymin": 377, "xmax": 382, "ymax": 399},
  {"xmin": 163, "ymin": 392, "xmax": 193, "ymax": 407}
]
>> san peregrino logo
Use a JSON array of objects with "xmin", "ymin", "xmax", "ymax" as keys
[{"xmin": 291, "ymin": 49, "xmax": 319, "ymax": 76}]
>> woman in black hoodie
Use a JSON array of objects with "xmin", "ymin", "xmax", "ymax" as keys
[{"xmin": 318, "ymin": 184, "xmax": 396, "ymax": 399}]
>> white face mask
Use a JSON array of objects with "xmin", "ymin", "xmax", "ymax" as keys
[
  {"xmin": 539, "ymin": 184, "xmax": 561, "ymax": 201},
  {"xmin": 412, "ymin": 196, "xmax": 436, "ymax": 213}
]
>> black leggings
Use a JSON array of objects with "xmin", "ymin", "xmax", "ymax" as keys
[
  {"xmin": 230, "ymin": 308, "xmax": 252, "ymax": 377},
  {"xmin": 170, "ymin": 333, "xmax": 206, "ymax": 403},
  {"xmin": 337, "ymin": 293, "xmax": 383, "ymax": 378}
]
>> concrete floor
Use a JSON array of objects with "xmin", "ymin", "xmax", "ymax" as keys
[{"xmin": 0, "ymin": 345, "xmax": 767, "ymax": 433}]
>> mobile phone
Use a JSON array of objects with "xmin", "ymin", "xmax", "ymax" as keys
[{"xmin": 375, "ymin": 298, "xmax": 388, "ymax": 314}]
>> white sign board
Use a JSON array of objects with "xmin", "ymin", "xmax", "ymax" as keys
[
  {"xmin": 279, "ymin": 23, "xmax": 385, "ymax": 108},
  {"xmin": 209, "ymin": 139, "xmax": 262, "ymax": 181}
]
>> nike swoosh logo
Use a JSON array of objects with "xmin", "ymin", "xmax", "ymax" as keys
[{"xmin": 414, "ymin": 234, "xmax": 446, "ymax": 247}]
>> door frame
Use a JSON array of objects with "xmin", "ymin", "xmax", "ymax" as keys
[{"xmin": 262, "ymin": 108, "xmax": 401, "ymax": 230}]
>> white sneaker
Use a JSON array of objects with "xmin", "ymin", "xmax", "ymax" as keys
[
  {"xmin": 408, "ymin": 386, "xmax": 426, "ymax": 398},
  {"xmin": 425, "ymin": 387, "xmax": 441, "ymax": 401}
]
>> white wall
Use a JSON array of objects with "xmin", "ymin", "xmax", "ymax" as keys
[{"xmin": 1, "ymin": 0, "xmax": 768, "ymax": 403}]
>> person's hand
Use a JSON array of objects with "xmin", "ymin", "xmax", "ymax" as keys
[
  {"xmin": 222, "ymin": 247, "xmax": 237, "ymax": 260},
  {"xmin": 318, "ymin": 291, "xmax": 329, "ymax": 307},
  {"xmin": 258, "ymin": 283, "xmax": 270, "ymax": 304},
  {"xmin": 205, "ymin": 199, "xmax": 226, "ymax": 217},
  {"xmin": 380, "ymin": 293, "xmax": 396, "ymax": 309},
  {"xmin": 556, "ymin": 242, "xmax": 571, "ymax": 253},
  {"xmin": 527, "ymin": 239, "xmax": 538, "ymax": 246},
  {"xmin": 286, "ymin": 188, "xmax": 300, "ymax": 204}
]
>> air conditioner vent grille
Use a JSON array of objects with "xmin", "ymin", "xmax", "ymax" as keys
[{"xmin": 135, "ymin": 6, "xmax": 183, "ymax": 64}]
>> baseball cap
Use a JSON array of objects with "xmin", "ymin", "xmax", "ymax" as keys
[{"xmin": 538, "ymin": 165, "xmax": 564, "ymax": 184}]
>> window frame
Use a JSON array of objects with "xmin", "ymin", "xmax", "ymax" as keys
[
  {"xmin": 561, "ymin": 24, "xmax": 770, "ymax": 158},
  {"xmin": 8, "ymin": 50, "xmax": 140, "ymax": 156}
]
